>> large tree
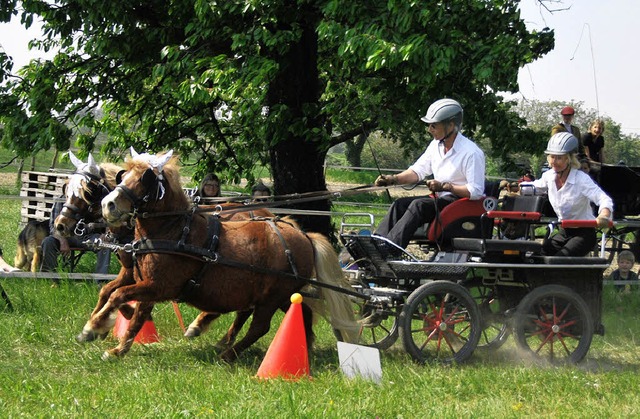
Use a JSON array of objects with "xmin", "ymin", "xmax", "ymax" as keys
[{"xmin": 0, "ymin": 0, "xmax": 553, "ymax": 235}]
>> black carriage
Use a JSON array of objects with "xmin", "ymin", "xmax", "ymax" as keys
[
  {"xmin": 595, "ymin": 164, "xmax": 640, "ymax": 261},
  {"xmin": 339, "ymin": 194, "xmax": 609, "ymax": 365}
]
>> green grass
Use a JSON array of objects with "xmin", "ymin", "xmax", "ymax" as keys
[{"xmin": 1, "ymin": 278, "xmax": 640, "ymax": 417}]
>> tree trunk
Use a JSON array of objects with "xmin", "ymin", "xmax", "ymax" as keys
[
  {"xmin": 345, "ymin": 133, "xmax": 367, "ymax": 169},
  {"xmin": 267, "ymin": 7, "xmax": 332, "ymax": 236},
  {"xmin": 271, "ymin": 140, "xmax": 331, "ymax": 235}
]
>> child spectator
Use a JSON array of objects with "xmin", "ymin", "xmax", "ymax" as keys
[{"xmin": 608, "ymin": 250, "xmax": 638, "ymax": 293}]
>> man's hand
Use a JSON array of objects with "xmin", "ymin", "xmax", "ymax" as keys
[
  {"xmin": 596, "ymin": 216, "xmax": 612, "ymax": 229},
  {"xmin": 427, "ymin": 179, "xmax": 444, "ymax": 192},
  {"xmin": 375, "ymin": 174, "xmax": 397, "ymax": 187}
]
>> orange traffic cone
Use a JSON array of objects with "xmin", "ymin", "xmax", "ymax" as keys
[
  {"xmin": 256, "ymin": 293, "xmax": 310, "ymax": 380},
  {"xmin": 113, "ymin": 301, "xmax": 160, "ymax": 344}
]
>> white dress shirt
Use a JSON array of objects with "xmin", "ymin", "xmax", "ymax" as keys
[
  {"xmin": 409, "ymin": 132, "xmax": 486, "ymax": 199},
  {"xmin": 523, "ymin": 168, "xmax": 613, "ymax": 221}
]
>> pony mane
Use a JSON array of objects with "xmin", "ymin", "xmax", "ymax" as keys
[
  {"xmin": 125, "ymin": 154, "xmax": 186, "ymax": 204},
  {"xmin": 100, "ymin": 162, "xmax": 124, "ymax": 190}
]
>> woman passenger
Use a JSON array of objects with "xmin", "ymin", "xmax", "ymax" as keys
[{"xmin": 521, "ymin": 132, "xmax": 613, "ymax": 257}]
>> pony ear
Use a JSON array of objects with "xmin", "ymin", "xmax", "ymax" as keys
[
  {"xmin": 130, "ymin": 147, "xmax": 139, "ymax": 158},
  {"xmin": 154, "ymin": 150, "xmax": 173, "ymax": 172},
  {"xmin": 69, "ymin": 151, "xmax": 83, "ymax": 169},
  {"xmin": 87, "ymin": 153, "xmax": 96, "ymax": 167}
]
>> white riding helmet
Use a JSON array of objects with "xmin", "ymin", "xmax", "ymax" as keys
[
  {"xmin": 421, "ymin": 98, "xmax": 464, "ymax": 127},
  {"xmin": 545, "ymin": 132, "xmax": 578, "ymax": 155}
]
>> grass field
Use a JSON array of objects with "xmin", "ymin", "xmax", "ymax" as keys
[
  {"xmin": 2, "ymin": 156, "xmax": 640, "ymax": 417},
  {"xmin": 1, "ymin": 276, "xmax": 640, "ymax": 417}
]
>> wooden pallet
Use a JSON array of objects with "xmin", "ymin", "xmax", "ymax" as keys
[{"xmin": 20, "ymin": 170, "xmax": 72, "ymax": 226}]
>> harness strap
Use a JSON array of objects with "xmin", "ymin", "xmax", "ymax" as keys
[{"xmin": 265, "ymin": 218, "xmax": 300, "ymax": 279}]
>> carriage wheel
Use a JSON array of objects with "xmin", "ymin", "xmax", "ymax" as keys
[
  {"xmin": 399, "ymin": 281, "xmax": 481, "ymax": 364},
  {"xmin": 514, "ymin": 285, "xmax": 593, "ymax": 364},
  {"xmin": 350, "ymin": 298, "xmax": 400, "ymax": 350},
  {"xmin": 334, "ymin": 291, "xmax": 400, "ymax": 350},
  {"xmin": 462, "ymin": 278, "xmax": 510, "ymax": 351}
]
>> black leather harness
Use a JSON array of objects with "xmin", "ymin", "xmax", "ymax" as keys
[{"xmin": 130, "ymin": 214, "xmax": 366, "ymax": 301}]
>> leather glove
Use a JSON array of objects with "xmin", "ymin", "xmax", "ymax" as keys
[{"xmin": 375, "ymin": 175, "xmax": 397, "ymax": 187}]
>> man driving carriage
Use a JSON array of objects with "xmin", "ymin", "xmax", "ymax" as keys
[{"xmin": 373, "ymin": 98, "xmax": 485, "ymax": 249}]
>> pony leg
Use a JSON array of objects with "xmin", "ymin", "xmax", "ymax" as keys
[
  {"xmin": 90, "ymin": 266, "xmax": 134, "ymax": 317},
  {"xmin": 76, "ymin": 278, "xmax": 151, "ymax": 344},
  {"xmin": 219, "ymin": 305, "xmax": 279, "ymax": 363},
  {"xmin": 184, "ymin": 312, "xmax": 222, "ymax": 338},
  {"xmin": 103, "ymin": 301, "xmax": 155, "ymax": 359},
  {"xmin": 214, "ymin": 310, "xmax": 253, "ymax": 349}
]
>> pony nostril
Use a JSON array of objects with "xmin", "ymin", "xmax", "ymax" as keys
[{"xmin": 55, "ymin": 223, "xmax": 65, "ymax": 232}]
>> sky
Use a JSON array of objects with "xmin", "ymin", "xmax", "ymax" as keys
[
  {"xmin": 514, "ymin": 0, "xmax": 640, "ymax": 134},
  {"xmin": 1, "ymin": 0, "xmax": 639, "ymax": 134}
]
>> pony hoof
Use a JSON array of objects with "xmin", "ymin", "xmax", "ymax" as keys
[
  {"xmin": 184, "ymin": 327, "xmax": 201, "ymax": 339},
  {"xmin": 76, "ymin": 330, "xmax": 98, "ymax": 343},
  {"xmin": 102, "ymin": 348, "xmax": 122, "ymax": 360},
  {"xmin": 219, "ymin": 349, "xmax": 238, "ymax": 364}
]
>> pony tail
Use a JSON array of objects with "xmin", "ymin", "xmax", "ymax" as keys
[{"xmin": 307, "ymin": 232, "xmax": 361, "ymax": 343}]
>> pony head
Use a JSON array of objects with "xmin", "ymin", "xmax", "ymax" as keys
[{"xmin": 103, "ymin": 148, "xmax": 181, "ymax": 226}]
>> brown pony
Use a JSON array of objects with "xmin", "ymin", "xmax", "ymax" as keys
[
  {"xmin": 78, "ymin": 150, "xmax": 358, "ymax": 361},
  {"xmin": 57, "ymin": 152, "xmax": 273, "ymax": 347}
]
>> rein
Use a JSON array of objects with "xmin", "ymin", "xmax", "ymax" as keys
[{"xmin": 135, "ymin": 184, "xmax": 390, "ymax": 220}]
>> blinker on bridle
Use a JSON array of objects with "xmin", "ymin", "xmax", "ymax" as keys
[{"xmin": 114, "ymin": 167, "xmax": 166, "ymax": 210}]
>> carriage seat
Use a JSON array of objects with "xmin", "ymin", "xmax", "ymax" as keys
[
  {"xmin": 411, "ymin": 180, "xmax": 500, "ymax": 246},
  {"xmin": 411, "ymin": 197, "xmax": 493, "ymax": 248},
  {"xmin": 497, "ymin": 195, "xmax": 547, "ymax": 240}
]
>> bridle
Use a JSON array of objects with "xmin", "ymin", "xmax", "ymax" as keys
[
  {"xmin": 59, "ymin": 171, "xmax": 111, "ymax": 235},
  {"xmin": 113, "ymin": 167, "xmax": 167, "ymax": 215}
]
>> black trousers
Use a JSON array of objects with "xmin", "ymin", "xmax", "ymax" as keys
[
  {"xmin": 376, "ymin": 194, "xmax": 457, "ymax": 248},
  {"xmin": 543, "ymin": 227, "xmax": 596, "ymax": 257}
]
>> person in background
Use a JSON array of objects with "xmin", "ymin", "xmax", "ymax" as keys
[
  {"xmin": 521, "ymin": 132, "xmax": 613, "ymax": 257},
  {"xmin": 194, "ymin": 173, "xmax": 222, "ymax": 201},
  {"xmin": 374, "ymin": 98, "xmax": 485, "ymax": 250},
  {"xmin": 551, "ymin": 106, "xmax": 584, "ymax": 157},
  {"xmin": 40, "ymin": 186, "xmax": 111, "ymax": 274},
  {"xmin": 608, "ymin": 250, "xmax": 638, "ymax": 293},
  {"xmin": 579, "ymin": 158, "xmax": 591, "ymax": 174},
  {"xmin": 251, "ymin": 180, "xmax": 272, "ymax": 202},
  {"xmin": 582, "ymin": 119, "xmax": 605, "ymax": 164},
  {"xmin": 0, "ymin": 247, "xmax": 19, "ymax": 272}
]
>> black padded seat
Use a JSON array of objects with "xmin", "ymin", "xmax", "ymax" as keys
[
  {"xmin": 529, "ymin": 255, "xmax": 608, "ymax": 265},
  {"xmin": 452, "ymin": 237, "xmax": 543, "ymax": 255}
]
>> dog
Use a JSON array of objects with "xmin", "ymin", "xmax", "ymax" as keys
[{"xmin": 14, "ymin": 220, "xmax": 50, "ymax": 272}]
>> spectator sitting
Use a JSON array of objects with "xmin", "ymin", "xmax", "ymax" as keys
[
  {"xmin": 251, "ymin": 180, "xmax": 272, "ymax": 202},
  {"xmin": 193, "ymin": 173, "xmax": 222, "ymax": 202},
  {"xmin": 40, "ymin": 186, "xmax": 111, "ymax": 274},
  {"xmin": 608, "ymin": 250, "xmax": 638, "ymax": 293}
]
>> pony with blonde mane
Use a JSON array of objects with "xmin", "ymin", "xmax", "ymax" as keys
[{"xmin": 77, "ymin": 149, "xmax": 359, "ymax": 361}]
